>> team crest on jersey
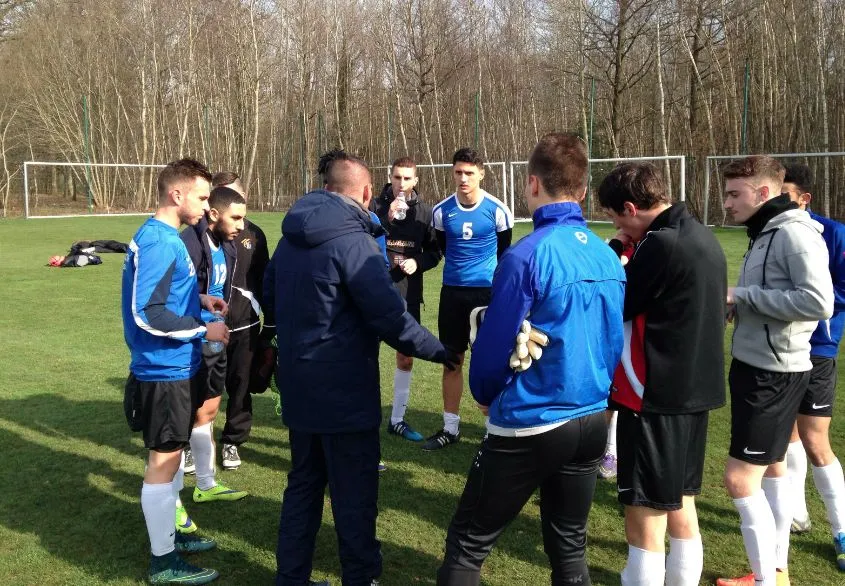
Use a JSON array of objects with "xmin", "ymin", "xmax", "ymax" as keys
[
  {"xmin": 574, "ymin": 231, "xmax": 588, "ymax": 244},
  {"xmin": 241, "ymin": 237, "xmax": 253, "ymax": 250}
]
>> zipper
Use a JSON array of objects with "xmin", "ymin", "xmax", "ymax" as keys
[{"xmin": 763, "ymin": 323, "xmax": 783, "ymax": 363}]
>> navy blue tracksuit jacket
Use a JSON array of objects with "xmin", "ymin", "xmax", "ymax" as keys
[{"xmin": 264, "ymin": 188, "xmax": 446, "ymax": 433}]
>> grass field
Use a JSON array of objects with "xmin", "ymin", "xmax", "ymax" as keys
[{"xmin": 1, "ymin": 212, "xmax": 844, "ymax": 585}]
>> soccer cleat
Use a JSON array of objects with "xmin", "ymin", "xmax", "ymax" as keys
[
  {"xmin": 148, "ymin": 550, "xmax": 218, "ymax": 584},
  {"xmin": 193, "ymin": 483, "xmax": 248, "ymax": 503},
  {"xmin": 387, "ymin": 420, "xmax": 424, "ymax": 442},
  {"xmin": 377, "ymin": 461, "xmax": 387, "ymax": 472},
  {"xmin": 716, "ymin": 570, "xmax": 789, "ymax": 586},
  {"xmin": 183, "ymin": 448, "xmax": 196, "ymax": 475},
  {"xmin": 598, "ymin": 454, "xmax": 618, "ymax": 479},
  {"xmin": 222, "ymin": 444, "xmax": 241, "ymax": 470},
  {"xmin": 175, "ymin": 532, "xmax": 217, "ymax": 554},
  {"xmin": 422, "ymin": 429, "xmax": 460, "ymax": 451},
  {"xmin": 790, "ymin": 517, "xmax": 812, "ymax": 534},
  {"xmin": 175, "ymin": 504, "xmax": 198, "ymax": 534},
  {"xmin": 835, "ymin": 532, "xmax": 845, "ymax": 570}
]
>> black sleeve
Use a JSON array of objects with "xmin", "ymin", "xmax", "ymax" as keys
[
  {"xmin": 261, "ymin": 244, "xmax": 280, "ymax": 335},
  {"xmin": 622, "ymin": 232, "xmax": 672, "ymax": 321},
  {"xmin": 496, "ymin": 228, "xmax": 513, "ymax": 259},
  {"xmin": 250, "ymin": 224, "xmax": 270, "ymax": 310},
  {"xmin": 435, "ymin": 229, "xmax": 447, "ymax": 258},
  {"xmin": 412, "ymin": 205, "xmax": 442, "ymax": 273},
  {"xmin": 607, "ymin": 238, "xmax": 625, "ymax": 257}
]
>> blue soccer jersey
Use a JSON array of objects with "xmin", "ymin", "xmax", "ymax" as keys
[
  {"xmin": 432, "ymin": 189, "xmax": 514, "ymax": 287},
  {"xmin": 201, "ymin": 234, "xmax": 227, "ymax": 322},
  {"xmin": 122, "ymin": 217, "xmax": 206, "ymax": 381}
]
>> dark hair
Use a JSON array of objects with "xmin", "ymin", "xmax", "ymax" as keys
[
  {"xmin": 721, "ymin": 155, "xmax": 785, "ymax": 184},
  {"xmin": 598, "ymin": 162, "xmax": 669, "ymax": 213},
  {"xmin": 783, "ymin": 162, "xmax": 812, "ymax": 193},
  {"xmin": 452, "ymin": 147, "xmax": 484, "ymax": 168},
  {"xmin": 391, "ymin": 157, "xmax": 416, "ymax": 172},
  {"xmin": 317, "ymin": 149, "xmax": 369, "ymax": 189},
  {"xmin": 211, "ymin": 171, "xmax": 240, "ymax": 187},
  {"xmin": 527, "ymin": 133, "xmax": 588, "ymax": 198},
  {"xmin": 208, "ymin": 186, "xmax": 246, "ymax": 210},
  {"xmin": 157, "ymin": 158, "xmax": 211, "ymax": 201}
]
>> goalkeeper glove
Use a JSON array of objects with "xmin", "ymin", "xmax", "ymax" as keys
[{"xmin": 469, "ymin": 306, "xmax": 549, "ymax": 372}]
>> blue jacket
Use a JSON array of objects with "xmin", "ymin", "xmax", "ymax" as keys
[
  {"xmin": 469, "ymin": 202, "xmax": 626, "ymax": 429},
  {"xmin": 121, "ymin": 217, "xmax": 206, "ymax": 381},
  {"xmin": 264, "ymin": 189, "xmax": 446, "ymax": 433},
  {"xmin": 809, "ymin": 211, "xmax": 845, "ymax": 358}
]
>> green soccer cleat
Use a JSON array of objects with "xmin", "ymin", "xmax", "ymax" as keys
[
  {"xmin": 175, "ymin": 504, "xmax": 198, "ymax": 534},
  {"xmin": 192, "ymin": 483, "xmax": 248, "ymax": 503},
  {"xmin": 174, "ymin": 532, "xmax": 217, "ymax": 554},
  {"xmin": 148, "ymin": 551, "xmax": 218, "ymax": 584}
]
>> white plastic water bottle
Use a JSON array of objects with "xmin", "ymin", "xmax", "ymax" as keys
[
  {"xmin": 394, "ymin": 191, "xmax": 408, "ymax": 221},
  {"xmin": 207, "ymin": 312, "xmax": 225, "ymax": 353}
]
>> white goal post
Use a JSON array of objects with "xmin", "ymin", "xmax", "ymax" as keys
[
  {"xmin": 703, "ymin": 152, "xmax": 845, "ymax": 226},
  {"xmin": 509, "ymin": 155, "xmax": 686, "ymax": 222},
  {"xmin": 24, "ymin": 161, "xmax": 166, "ymax": 219}
]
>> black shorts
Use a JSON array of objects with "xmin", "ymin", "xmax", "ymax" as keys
[
  {"xmin": 617, "ymin": 409, "xmax": 709, "ymax": 510},
  {"xmin": 125, "ymin": 372, "xmax": 204, "ymax": 451},
  {"xmin": 200, "ymin": 342, "xmax": 227, "ymax": 401},
  {"xmin": 438, "ymin": 285, "xmax": 491, "ymax": 353},
  {"xmin": 728, "ymin": 359, "xmax": 809, "ymax": 465},
  {"xmin": 798, "ymin": 357, "xmax": 837, "ymax": 417}
]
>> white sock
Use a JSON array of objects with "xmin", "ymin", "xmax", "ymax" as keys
[
  {"xmin": 606, "ymin": 411, "xmax": 618, "ymax": 457},
  {"xmin": 786, "ymin": 440, "xmax": 809, "ymax": 522},
  {"xmin": 665, "ymin": 535, "xmax": 703, "ymax": 586},
  {"xmin": 762, "ymin": 476, "xmax": 791, "ymax": 569},
  {"xmin": 190, "ymin": 422, "xmax": 216, "ymax": 491},
  {"xmin": 620, "ymin": 545, "xmax": 665, "ymax": 586},
  {"xmin": 443, "ymin": 412, "xmax": 460, "ymax": 435},
  {"xmin": 142, "ymin": 482, "xmax": 176, "ymax": 556},
  {"xmin": 734, "ymin": 492, "xmax": 777, "ymax": 585},
  {"xmin": 172, "ymin": 449, "xmax": 185, "ymax": 498},
  {"xmin": 812, "ymin": 459, "xmax": 845, "ymax": 535},
  {"xmin": 391, "ymin": 369, "xmax": 412, "ymax": 425}
]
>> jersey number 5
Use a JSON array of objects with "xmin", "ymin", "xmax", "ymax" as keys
[{"xmin": 462, "ymin": 222, "xmax": 473, "ymax": 240}]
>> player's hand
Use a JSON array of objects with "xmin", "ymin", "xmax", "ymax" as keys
[
  {"xmin": 477, "ymin": 403, "xmax": 489, "ymax": 416},
  {"xmin": 200, "ymin": 294, "xmax": 228, "ymax": 316},
  {"xmin": 726, "ymin": 287, "xmax": 736, "ymax": 305},
  {"xmin": 510, "ymin": 320, "xmax": 549, "ymax": 372},
  {"xmin": 437, "ymin": 348, "xmax": 461, "ymax": 371},
  {"xmin": 387, "ymin": 198, "xmax": 404, "ymax": 221},
  {"xmin": 400, "ymin": 258, "xmax": 418, "ymax": 275},
  {"xmin": 725, "ymin": 304, "xmax": 736, "ymax": 324},
  {"xmin": 206, "ymin": 321, "xmax": 230, "ymax": 344}
]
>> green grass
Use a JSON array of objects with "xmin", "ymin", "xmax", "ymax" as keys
[{"xmin": 0, "ymin": 212, "xmax": 843, "ymax": 585}]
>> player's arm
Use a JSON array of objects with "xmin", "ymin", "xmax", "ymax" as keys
[
  {"xmin": 829, "ymin": 223, "xmax": 845, "ymax": 312},
  {"xmin": 495, "ymin": 205, "xmax": 514, "ymax": 259},
  {"xmin": 621, "ymin": 232, "xmax": 671, "ymax": 321},
  {"xmin": 412, "ymin": 205, "xmax": 442, "ymax": 272},
  {"xmin": 733, "ymin": 234, "xmax": 833, "ymax": 321},
  {"xmin": 261, "ymin": 244, "xmax": 280, "ymax": 339},
  {"xmin": 179, "ymin": 227, "xmax": 206, "ymax": 293},
  {"xmin": 469, "ymin": 249, "xmax": 534, "ymax": 406},
  {"xmin": 342, "ymin": 232, "xmax": 451, "ymax": 364},
  {"xmin": 132, "ymin": 242, "xmax": 206, "ymax": 341}
]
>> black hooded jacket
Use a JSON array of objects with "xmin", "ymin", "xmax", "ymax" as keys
[{"xmin": 370, "ymin": 184, "xmax": 441, "ymax": 304}]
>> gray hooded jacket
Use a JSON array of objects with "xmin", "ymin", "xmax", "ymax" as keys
[{"xmin": 732, "ymin": 207, "xmax": 834, "ymax": 372}]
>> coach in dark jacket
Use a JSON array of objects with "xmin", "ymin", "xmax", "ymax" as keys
[{"xmin": 265, "ymin": 155, "xmax": 454, "ymax": 586}]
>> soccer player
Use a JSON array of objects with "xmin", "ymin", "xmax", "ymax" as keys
[
  {"xmin": 371, "ymin": 157, "xmax": 441, "ymax": 442},
  {"xmin": 265, "ymin": 153, "xmax": 457, "ymax": 586},
  {"xmin": 599, "ymin": 163, "xmax": 727, "ymax": 586},
  {"xmin": 122, "ymin": 158, "xmax": 228, "ymax": 584},
  {"xmin": 426, "ymin": 147, "xmax": 513, "ymax": 450},
  {"xmin": 209, "ymin": 171, "xmax": 271, "ymax": 471},
  {"xmin": 436, "ymin": 133, "xmax": 625, "ymax": 585},
  {"xmin": 780, "ymin": 163, "xmax": 845, "ymax": 570},
  {"xmin": 717, "ymin": 156, "xmax": 833, "ymax": 586},
  {"xmin": 180, "ymin": 186, "xmax": 249, "ymax": 504}
]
